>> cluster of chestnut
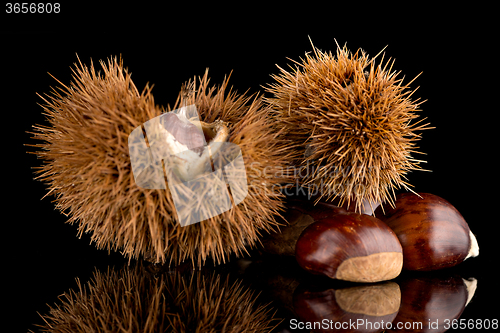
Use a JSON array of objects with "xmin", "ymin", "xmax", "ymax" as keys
[{"xmin": 263, "ymin": 192, "xmax": 479, "ymax": 283}]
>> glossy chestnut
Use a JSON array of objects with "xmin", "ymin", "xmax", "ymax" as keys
[
  {"xmin": 295, "ymin": 212, "xmax": 403, "ymax": 283},
  {"xmin": 375, "ymin": 193, "xmax": 479, "ymax": 271},
  {"xmin": 261, "ymin": 200, "xmax": 348, "ymax": 256}
]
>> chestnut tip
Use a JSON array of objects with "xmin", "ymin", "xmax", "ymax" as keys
[
  {"xmin": 463, "ymin": 277, "xmax": 478, "ymax": 307},
  {"xmin": 465, "ymin": 231, "xmax": 479, "ymax": 260}
]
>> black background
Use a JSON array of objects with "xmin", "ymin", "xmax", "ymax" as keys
[{"xmin": 3, "ymin": 3, "xmax": 498, "ymax": 332}]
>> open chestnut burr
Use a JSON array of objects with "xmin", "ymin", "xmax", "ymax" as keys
[{"xmin": 375, "ymin": 193, "xmax": 479, "ymax": 271}]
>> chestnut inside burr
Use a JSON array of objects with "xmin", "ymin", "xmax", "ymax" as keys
[
  {"xmin": 161, "ymin": 112, "xmax": 229, "ymax": 152},
  {"xmin": 159, "ymin": 111, "xmax": 230, "ymax": 181},
  {"xmin": 161, "ymin": 113, "xmax": 205, "ymax": 150}
]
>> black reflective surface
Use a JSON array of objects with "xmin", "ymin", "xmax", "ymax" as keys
[
  {"xmin": 5, "ymin": 4, "xmax": 497, "ymax": 332},
  {"xmin": 23, "ymin": 252, "xmax": 495, "ymax": 333}
]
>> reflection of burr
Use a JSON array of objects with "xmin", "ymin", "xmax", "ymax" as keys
[{"xmin": 33, "ymin": 263, "xmax": 280, "ymax": 332}]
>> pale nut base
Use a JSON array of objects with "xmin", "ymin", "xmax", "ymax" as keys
[{"xmin": 335, "ymin": 252, "xmax": 403, "ymax": 283}]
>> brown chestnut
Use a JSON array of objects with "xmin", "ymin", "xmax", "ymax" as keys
[
  {"xmin": 375, "ymin": 193, "xmax": 479, "ymax": 271},
  {"xmin": 295, "ymin": 212, "xmax": 403, "ymax": 283},
  {"xmin": 261, "ymin": 200, "xmax": 348, "ymax": 256}
]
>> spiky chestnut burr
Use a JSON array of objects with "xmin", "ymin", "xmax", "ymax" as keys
[
  {"xmin": 28, "ymin": 57, "xmax": 293, "ymax": 267},
  {"xmin": 32, "ymin": 263, "xmax": 279, "ymax": 333},
  {"xmin": 266, "ymin": 41, "xmax": 431, "ymax": 212}
]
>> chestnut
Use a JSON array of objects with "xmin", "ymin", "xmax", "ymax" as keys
[
  {"xmin": 295, "ymin": 212, "xmax": 403, "ymax": 283},
  {"xmin": 375, "ymin": 193, "xmax": 479, "ymax": 271},
  {"xmin": 261, "ymin": 200, "xmax": 348, "ymax": 256}
]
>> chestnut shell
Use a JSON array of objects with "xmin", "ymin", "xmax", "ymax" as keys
[
  {"xmin": 376, "ymin": 193, "xmax": 471, "ymax": 271},
  {"xmin": 261, "ymin": 200, "xmax": 348, "ymax": 256},
  {"xmin": 295, "ymin": 212, "xmax": 403, "ymax": 282}
]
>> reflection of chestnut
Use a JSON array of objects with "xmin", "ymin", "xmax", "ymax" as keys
[
  {"xmin": 295, "ymin": 213, "xmax": 403, "ymax": 283},
  {"xmin": 293, "ymin": 281, "xmax": 401, "ymax": 333},
  {"xmin": 387, "ymin": 275, "xmax": 477, "ymax": 333},
  {"xmin": 376, "ymin": 193, "xmax": 479, "ymax": 271}
]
